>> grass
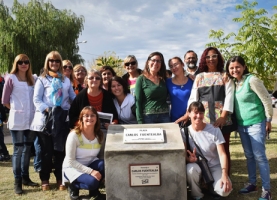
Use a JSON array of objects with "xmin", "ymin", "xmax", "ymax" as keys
[{"xmin": 0, "ymin": 128, "xmax": 276, "ymax": 200}]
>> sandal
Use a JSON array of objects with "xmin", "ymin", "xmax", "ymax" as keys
[{"xmin": 41, "ymin": 180, "xmax": 50, "ymax": 191}]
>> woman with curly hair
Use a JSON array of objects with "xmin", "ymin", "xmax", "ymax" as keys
[
  {"xmin": 63, "ymin": 106, "xmax": 105, "ymax": 200},
  {"xmin": 176, "ymin": 47, "xmax": 236, "ymax": 175}
]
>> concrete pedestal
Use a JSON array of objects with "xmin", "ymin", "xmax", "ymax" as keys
[{"xmin": 105, "ymin": 123, "xmax": 187, "ymax": 200}]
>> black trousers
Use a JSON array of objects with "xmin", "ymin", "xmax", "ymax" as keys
[{"xmin": 37, "ymin": 132, "xmax": 65, "ymax": 181}]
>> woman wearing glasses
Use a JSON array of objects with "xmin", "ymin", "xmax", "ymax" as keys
[
  {"xmin": 122, "ymin": 55, "xmax": 142, "ymax": 96},
  {"xmin": 62, "ymin": 60, "xmax": 74, "ymax": 85},
  {"xmin": 2, "ymin": 54, "xmax": 38, "ymax": 194},
  {"xmin": 31, "ymin": 51, "xmax": 76, "ymax": 191},
  {"xmin": 73, "ymin": 64, "xmax": 87, "ymax": 95},
  {"xmin": 135, "ymin": 52, "xmax": 170, "ymax": 124},
  {"xmin": 166, "ymin": 56, "xmax": 193, "ymax": 123},
  {"xmin": 176, "ymin": 47, "xmax": 236, "ymax": 175},
  {"xmin": 100, "ymin": 66, "xmax": 116, "ymax": 91},
  {"xmin": 69, "ymin": 69, "xmax": 118, "ymax": 130}
]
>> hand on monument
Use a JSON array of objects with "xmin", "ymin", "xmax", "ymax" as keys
[
  {"xmin": 187, "ymin": 147, "xmax": 197, "ymax": 163},
  {"xmin": 90, "ymin": 170, "xmax": 102, "ymax": 181}
]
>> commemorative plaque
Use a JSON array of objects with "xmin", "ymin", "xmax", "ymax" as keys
[
  {"xmin": 129, "ymin": 163, "xmax": 161, "ymax": 187},
  {"xmin": 123, "ymin": 128, "xmax": 164, "ymax": 143}
]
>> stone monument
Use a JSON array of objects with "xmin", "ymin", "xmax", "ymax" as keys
[{"xmin": 105, "ymin": 123, "xmax": 187, "ymax": 200}]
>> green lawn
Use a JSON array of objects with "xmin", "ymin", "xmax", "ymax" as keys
[{"xmin": 0, "ymin": 129, "xmax": 276, "ymax": 200}]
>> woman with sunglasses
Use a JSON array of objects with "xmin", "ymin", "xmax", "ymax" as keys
[
  {"xmin": 135, "ymin": 52, "xmax": 170, "ymax": 124},
  {"xmin": 122, "ymin": 55, "xmax": 142, "ymax": 96},
  {"xmin": 226, "ymin": 56, "xmax": 272, "ymax": 200},
  {"xmin": 69, "ymin": 69, "xmax": 118, "ymax": 130},
  {"xmin": 2, "ymin": 54, "xmax": 38, "ymax": 194},
  {"xmin": 30, "ymin": 51, "xmax": 76, "ymax": 191},
  {"xmin": 63, "ymin": 106, "xmax": 105, "ymax": 200},
  {"xmin": 108, "ymin": 76, "xmax": 137, "ymax": 124},
  {"xmin": 73, "ymin": 64, "xmax": 87, "ymax": 95},
  {"xmin": 176, "ymin": 47, "xmax": 236, "ymax": 176},
  {"xmin": 62, "ymin": 60, "xmax": 74, "ymax": 85},
  {"xmin": 100, "ymin": 66, "xmax": 116, "ymax": 91}
]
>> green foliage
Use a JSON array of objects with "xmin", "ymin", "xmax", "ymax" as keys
[
  {"xmin": 92, "ymin": 51, "xmax": 125, "ymax": 76},
  {"xmin": 206, "ymin": 0, "xmax": 277, "ymax": 89},
  {"xmin": 0, "ymin": 0, "xmax": 85, "ymax": 74}
]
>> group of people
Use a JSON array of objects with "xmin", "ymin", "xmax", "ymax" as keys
[{"xmin": 0, "ymin": 46, "xmax": 272, "ymax": 200}]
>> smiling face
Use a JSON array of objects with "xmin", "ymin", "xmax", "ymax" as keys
[
  {"xmin": 124, "ymin": 58, "xmax": 137, "ymax": 73},
  {"xmin": 148, "ymin": 55, "xmax": 162, "ymax": 75},
  {"xmin": 205, "ymin": 49, "xmax": 218, "ymax": 72},
  {"xmin": 74, "ymin": 66, "xmax": 87, "ymax": 82},
  {"xmin": 48, "ymin": 55, "xmax": 61, "ymax": 73},
  {"xmin": 111, "ymin": 80, "xmax": 124, "ymax": 97},
  {"xmin": 189, "ymin": 109, "xmax": 204, "ymax": 125},
  {"xmin": 87, "ymin": 72, "xmax": 101, "ymax": 89},
  {"xmin": 169, "ymin": 58, "xmax": 184, "ymax": 76},
  {"xmin": 16, "ymin": 56, "xmax": 30, "ymax": 73},
  {"xmin": 62, "ymin": 61, "xmax": 73, "ymax": 78},
  {"xmin": 228, "ymin": 61, "xmax": 246, "ymax": 81},
  {"xmin": 82, "ymin": 110, "xmax": 97, "ymax": 127}
]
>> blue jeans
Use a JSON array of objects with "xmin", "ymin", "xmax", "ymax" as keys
[
  {"xmin": 69, "ymin": 159, "xmax": 105, "ymax": 191},
  {"xmin": 143, "ymin": 113, "xmax": 170, "ymax": 124},
  {"xmin": 33, "ymin": 135, "xmax": 41, "ymax": 172},
  {"xmin": 238, "ymin": 120, "xmax": 270, "ymax": 190},
  {"xmin": 10, "ymin": 130, "xmax": 35, "ymax": 179}
]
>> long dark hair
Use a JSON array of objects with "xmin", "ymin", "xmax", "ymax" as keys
[
  {"xmin": 108, "ymin": 76, "xmax": 129, "ymax": 98},
  {"xmin": 143, "ymin": 52, "xmax": 167, "ymax": 80},
  {"xmin": 226, "ymin": 56, "xmax": 250, "ymax": 77}
]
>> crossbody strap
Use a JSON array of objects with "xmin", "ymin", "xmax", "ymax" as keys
[{"xmin": 187, "ymin": 128, "xmax": 207, "ymax": 161}]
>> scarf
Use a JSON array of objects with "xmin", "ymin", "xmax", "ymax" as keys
[{"xmin": 49, "ymin": 71, "xmax": 63, "ymax": 106}]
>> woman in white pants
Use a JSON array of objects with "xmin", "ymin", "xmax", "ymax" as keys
[{"xmin": 185, "ymin": 101, "xmax": 232, "ymax": 200}]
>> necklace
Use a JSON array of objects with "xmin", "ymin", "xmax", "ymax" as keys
[
  {"xmin": 16, "ymin": 74, "xmax": 27, "ymax": 82},
  {"xmin": 174, "ymin": 76, "xmax": 186, "ymax": 88}
]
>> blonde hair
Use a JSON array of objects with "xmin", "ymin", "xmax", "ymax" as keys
[
  {"xmin": 10, "ymin": 54, "xmax": 34, "ymax": 86},
  {"xmin": 41, "ymin": 51, "xmax": 64, "ymax": 80},
  {"xmin": 62, "ymin": 60, "xmax": 74, "ymax": 83}
]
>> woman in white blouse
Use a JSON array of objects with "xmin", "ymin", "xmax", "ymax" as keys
[{"xmin": 63, "ymin": 106, "xmax": 105, "ymax": 200}]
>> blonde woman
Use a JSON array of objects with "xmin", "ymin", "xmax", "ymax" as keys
[
  {"xmin": 73, "ymin": 64, "xmax": 87, "ymax": 95},
  {"xmin": 2, "ymin": 54, "xmax": 38, "ymax": 194},
  {"xmin": 62, "ymin": 60, "xmax": 74, "ymax": 84},
  {"xmin": 31, "ymin": 51, "xmax": 76, "ymax": 191}
]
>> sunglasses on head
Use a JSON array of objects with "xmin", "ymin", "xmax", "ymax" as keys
[
  {"xmin": 17, "ymin": 60, "xmax": 30, "ymax": 65},
  {"xmin": 125, "ymin": 61, "xmax": 137, "ymax": 66},
  {"xmin": 63, "ymin": 65, "xmax": 73, "ymax": 70},
  {"xmin": 48, "ymin": 59, "xmax": 61, "ymax": 63}
]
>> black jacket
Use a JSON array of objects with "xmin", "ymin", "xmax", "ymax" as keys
[{"xmin": 69, "ymin": 88, "xmax": 118, "ymax": 128}]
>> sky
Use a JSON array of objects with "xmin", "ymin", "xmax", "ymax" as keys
[{"xmin": 3, "ymin": 0, "xmax": 276, "ymax": 69}]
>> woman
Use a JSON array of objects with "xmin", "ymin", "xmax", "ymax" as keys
[
  {"xmin": 73, "ymin": 64, "xmax": 87, "ymax": 95},
  {"xmin": 135, "ymin": 52, "xmax": 170, "ymax": 124},
  {"xmin": 31, "ymin": 51, "xmax": 76, "ymax": 191},
  {"xmin": 108, "ymin": 76, "xmax": 137, "ymax": 124},
  {"xmin": 100, "ymin": 66, "xmax": 116, "ymax": 91},
  {"xmin": 185, "ymin": 102, "xmax": 232, "ymax": 200},
  {"xmin": 176, "ymin": 47, "xmax": 235, "ymax": 175},
  {"xmin": 2, "ymin": 54, "xmax": 38, "ymax": 194},
  {"xmin": 63, "ymin": 106, "xmax": 105, "ymax": 200},
  {"xmin": 166, "ymin": 57, "xmax": 193, "ymax": 122},
  {"xmin": 122, "ymin": 55, "xmax": 142, "ymax": 96},
  {"xmin": 226, "ymin": 56, "xmax": 272, "ymax": 200},
  {"xmin": 62, "ymin": 60, "xmax": 74, "ymax": 85},
  {"xmin": 69, "ymin": 69, "xmax": 118, "ymax": 130}
]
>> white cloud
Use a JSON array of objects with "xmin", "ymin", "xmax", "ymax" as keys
[{"xmin": 2, "ymin": 0, "xmax": 275, "ymax": 69}]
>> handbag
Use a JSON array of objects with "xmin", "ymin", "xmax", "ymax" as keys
[{"xmin": 186, "ymin": 128, "xmax": 214, "ymax": 185}]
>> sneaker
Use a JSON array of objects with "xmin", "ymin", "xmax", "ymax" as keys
[
  {"xmin": 0, "ymin": 154, "xmax": 11, "ymax": 161},
  {"xmin": 259, "ymin": 190, "xmax": 272, "ymax": 200},
  {"xmin": 239, "ymin": 183, "xmax": 258, "ymax": 194}
]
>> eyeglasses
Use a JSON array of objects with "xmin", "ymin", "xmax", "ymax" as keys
[
  {"xmin": 63, "ymin": 65, "xmax": 73, "ymax": 70},
  {"xmin": 149, "ymin": 59, "xmax": 161, "ymax": 63},
  {"xmin": 83, "ymin": 114, "xmax": 96, "ymax": 118},
  {"xmin": 74, "ymin": 69, "xmax": 86, "ymax": 73},
  {"xmin": 125, "ymin": 61, "xmax": 137, "ymax": 66},
  {"xmin": 88, "ymin": 76, "xmax": 101, "ymax": 80},
  {"xmin": 205, "ymin": 54, "xmax": 218, "ymax": 60},
  {"xmin": 17, "ymin": 60, "xmax": 30, "ymax": 65},
  {"xmin": 48, "ymin": 59, "xmax": 61, "ymax": 63},
  {"xmin": 169, "ymin": 63, "xmax": 180, "ymax": 69}
]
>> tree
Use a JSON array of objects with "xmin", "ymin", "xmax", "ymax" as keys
[
  {"xmin": 91, "ymin": 51, "xmax": 125, "ymax": 76},
  {"xmin": 0, "ymin": 0, "xmax": 85, "ymax": 74},
  {"xmin": 206, "ymin": 0, "xmax": 277, "ymax": 89}
]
